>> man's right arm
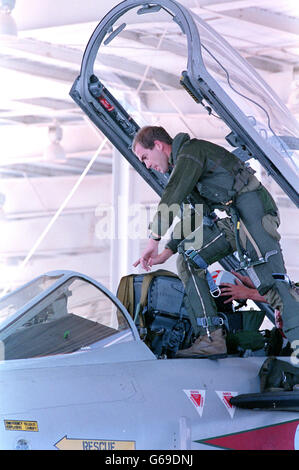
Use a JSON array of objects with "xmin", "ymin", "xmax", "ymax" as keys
[{"xmin": 150, "ymin": 149, "xmax": 206, "ymax": 237}]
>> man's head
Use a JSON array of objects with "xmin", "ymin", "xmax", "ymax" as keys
[{"xmin": 132, "ymin": 126, "xmax": 173, "ymax": 174}]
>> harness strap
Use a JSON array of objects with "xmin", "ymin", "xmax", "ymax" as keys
[
  {"xmin": 239, "ymin": 217, "xmax": 263, "ymax": 258},
  {"xmin": 183, "ymin": 249, "xmax": 221, "ymax": 298}
]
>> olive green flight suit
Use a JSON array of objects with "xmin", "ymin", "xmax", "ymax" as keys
[{"xmin": 151, "ymin": 133, "xmax": 299, "ymax": 343}]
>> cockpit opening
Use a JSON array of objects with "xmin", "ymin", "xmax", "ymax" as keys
[{"xmin": 0, "ymin": 274, "xmax": 134, "ymax": 361}]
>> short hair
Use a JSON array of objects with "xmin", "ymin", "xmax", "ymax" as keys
[{"xmin": 132, "ymin": 126, "xmax": 173, "ymax": 151}]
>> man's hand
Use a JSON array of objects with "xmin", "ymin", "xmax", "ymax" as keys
[
  {"xmin": 133, "ymin": 238, "xmax": 160, "ymax": 272},
  {"xmin": 149, "ymin": 248, "xmax": 174, "ymax": 266},
  {"xmin": 220, "ymin": 279, "xmax": 266, "ymax": 303},
  {"xmin": 133, "ymin": 243, "xmax": 174, "ymax": 272},
  {"xmin": 230, "ymin": 270, "xmax": 255, "ymax": 288},
  {"xmin": 220, "ymin": 279, "xmax": 251, "ymax": 304}
]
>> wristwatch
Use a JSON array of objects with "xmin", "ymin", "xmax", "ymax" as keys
[{"xmin": 149, "ymin": 232, "xmax": 161, "ymax": 241}]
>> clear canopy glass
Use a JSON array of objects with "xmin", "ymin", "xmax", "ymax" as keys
[
  {"xmin": 192, "ymin": 14, "xmax": 299, "ymax": 177},
  {"xmin": 0, "ymin": 274, "xmax": 63, "ymax": 327},
  {"xmin": 0, "ymin": 275, "xmax": 133, "ymax": 361},
  {"xmin": 92, "ymin": 3, "xmax": 299, "ymax": 185}
]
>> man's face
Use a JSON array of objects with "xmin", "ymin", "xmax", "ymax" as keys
[{"xmin": 134, "ymin": 141, "xmax": 169, "ymax": 174}]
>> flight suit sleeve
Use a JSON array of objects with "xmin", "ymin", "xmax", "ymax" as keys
[
  {"xmin": 150, "ymin": 149, "xmax": 206, "ymax": 237},
  {"xmin": 165, "ymin": 220, "xmax": 185, "ymax": 253},
  {"xmin": 165, "ymin": 206, "xmax": 198, "ymax": 253}
]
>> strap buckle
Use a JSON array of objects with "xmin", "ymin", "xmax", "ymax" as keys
[
  {"xmin": 197, "ymin": 316, "xmax": 224, "ymax": 328},
  {"xmin": 210, "ymin": 287, "xmax": 221, "ymax": 298}
]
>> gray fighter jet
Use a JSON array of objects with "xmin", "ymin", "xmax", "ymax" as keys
[
  {"xmin": 0, "ymin": 270, "xmax": 298, "ymax": 451},
  {"xmin": 0, "ymin": 0, "xmax": 298, "ymax": 451}
]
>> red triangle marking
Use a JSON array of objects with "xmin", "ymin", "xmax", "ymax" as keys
[
  {"xmin": 199, "ymin": 420, "xmax": 299, "ymax": 450},
  {"xmin": 222, "ymin": 392, "xmax": 234, "ymax": 409},
  {"xmin": 190, "ymin": 391, "xmax": 203, "ymax": 407}
]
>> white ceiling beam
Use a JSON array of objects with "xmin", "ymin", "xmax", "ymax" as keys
[
  {"xmin": 1, "ymin": 36, "xmax": 83, "ymax": 65},
  {"xmin": 1, "ymin": 37, "xmax": 180, "ymax": 90},
  {"xmin": 0, "ymin": 53, "xmax": 78, "ymax": 83},
  {"xmin": 121, "ymin": 27, "xmax": 292, "ymax": 77},
  {"xmin": 197, "ymin": 0, "xmax": 265, "ymax": 12},
  {"xmin": 245, "ymin": 56, "xmax": 290, "ymax": 74},
  {"xmin": 120, "ymin": 30, "xmax": 186, "ymax": 57},
  {"xmin": 14, "ymin": 0, "xmax": 177, "ymax": 32},
  {"xmin": 14, "ymin": 0, "xmax": 121, "ymax": 31},
  {"xmin": 205, "ymin": 6, "xmax": 299, "ymax": 36}
]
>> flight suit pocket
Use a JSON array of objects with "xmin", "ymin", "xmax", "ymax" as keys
[
  {"xmin": 195, "ymin": 224, "xmax": 233, "ymax": 265},
  {"xmin": 262, "ymin": 214, "xmax": 281, "ymax": 241}
]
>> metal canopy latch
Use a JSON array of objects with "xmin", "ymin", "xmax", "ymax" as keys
[
  {"xmin": 104, "ymin": 23, "xmax": 126, "ymax": 45},
  {"xmin": 137, "ymin": 4, "xmax": 162, "ymax": 15}
]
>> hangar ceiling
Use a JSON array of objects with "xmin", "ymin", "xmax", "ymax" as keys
[
  {"xmin": 0, "ymin": 0, "xmax": 298, "ymax": 291},
  {"xmin": 0, "ymin": 0, "xmax": 298, "ymax": 178}
]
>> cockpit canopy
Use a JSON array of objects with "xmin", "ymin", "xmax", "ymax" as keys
[
  {"xmin": 71, "ymin": 0, "xmax": 298, "ymax": 206},
  {"xmin": 0, "ymin": 272, "xmax": 135, "ymax": 361}
]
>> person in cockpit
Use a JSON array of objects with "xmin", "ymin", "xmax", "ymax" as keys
[{"xmin": 133, "ymin": 125, "xmax": 299, "ymax": 357}]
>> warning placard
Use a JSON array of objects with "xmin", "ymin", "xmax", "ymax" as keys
[
  {"xmin": 183, "ymin": 389, "xmax": 206, "ymax": 417},
  {"xmin": 215, "ymin": 391, "xmax": 238, "ymax": 418},
  {"xmin": 4, "ymin": 420, "xmax": 39, "ymax": 432}
]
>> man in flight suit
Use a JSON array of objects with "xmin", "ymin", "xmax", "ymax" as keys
[{"xmin": 133, "ymin": 125, "xmax": 299, "ymax": 357}]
